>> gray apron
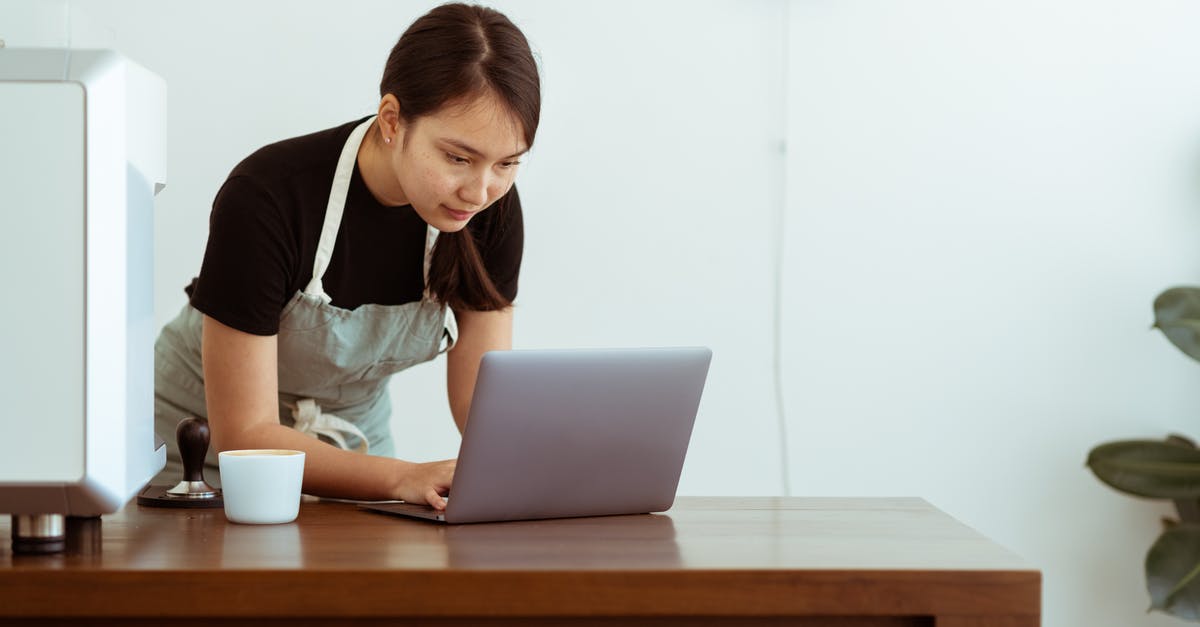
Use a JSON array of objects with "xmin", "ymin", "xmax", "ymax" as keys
[{"xmin": 153, "ymin": 116, "xmax": 458, "ymax": 485}]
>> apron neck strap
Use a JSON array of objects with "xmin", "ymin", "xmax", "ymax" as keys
[{"xmin": 303, "ymin": 116, "xmax": 439, "ymax": 303}]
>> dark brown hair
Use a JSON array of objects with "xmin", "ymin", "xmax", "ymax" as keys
[{"xmin": 380, "ymin": 3, "xmax": 540, "ymax": 311}]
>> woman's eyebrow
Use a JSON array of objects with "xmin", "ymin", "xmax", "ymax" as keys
[{"xmin": 440, "ymin": 137, "xmax": 528, "ymax": 160}]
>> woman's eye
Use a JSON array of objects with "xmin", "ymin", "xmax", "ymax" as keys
[
  {"xmin": 446, "ymin": 153, "xmax": 469, "ymax": 164},
  {"xmin": 500, "ymin": 160, "xmax": 521, "ymax": 169}
]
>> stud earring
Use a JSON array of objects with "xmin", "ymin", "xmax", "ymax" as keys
[{"xmin": 385, "ymin": 137, "xmax": 392, "ymax": 144}]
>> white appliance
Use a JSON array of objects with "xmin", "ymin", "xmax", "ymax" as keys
[{"xmin": 0, "ymin": 44, "xmax": 167, "ymax": 552}]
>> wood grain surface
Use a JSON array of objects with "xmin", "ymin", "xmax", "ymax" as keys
[{"xmin": 0, "ymin": 497, "xmax": 1039, "ymax": 626}]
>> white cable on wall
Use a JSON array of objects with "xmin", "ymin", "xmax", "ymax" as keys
[
  {"xmin": 772, "ymin": 0, "xmax": 793, "ymax": 498},
  {"xmin": 60, "ymin": 0, "xmax": 71, "ymax": 79}
]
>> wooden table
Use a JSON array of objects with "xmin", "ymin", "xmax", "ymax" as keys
[{"xmin": 0, "ymin": 497, "xmax": 1039, "ymax": 626}]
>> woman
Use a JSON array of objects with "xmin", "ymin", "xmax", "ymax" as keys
[{"xmin": 153, "ymin": 3, "xmax": 539, "ymax": 511}]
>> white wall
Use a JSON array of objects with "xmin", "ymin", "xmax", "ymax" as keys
[
  {"xmin": 21, "ymin": 0, "xmax": 786, "ymax": 491},
  {"xmin": 784, "ymin": 2, "xmax": 1200, "ymax": 626},
  {"xmin": 5, "ymin": 1, "xmax": 1200, "ymax": 625}
]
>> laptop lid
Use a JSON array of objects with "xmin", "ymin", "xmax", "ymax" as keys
[{"xmin": 367, "ymin": 347, "xmax": 711, "ymax": 524}]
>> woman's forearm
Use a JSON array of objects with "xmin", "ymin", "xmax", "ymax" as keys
[{"xmin": 215, "ymin": 422, "xmax": 410, "ymax": 501}]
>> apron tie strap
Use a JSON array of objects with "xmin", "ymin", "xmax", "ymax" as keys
[
  {"xmin": 422, "ymin": 226, "xmax": 458, "ymax": 354},
  {"xmin": 303, "ymin": 277, "xmax": 334, "ymax": 304},
  {"xmin": 440, "ymin": 307, "xmax": 458, "ymax": 354},
  {"xmin": 289, "ymin": 398, "xmax": 368, "ymax": 454}
]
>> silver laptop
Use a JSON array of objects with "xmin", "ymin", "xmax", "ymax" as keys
[{"xmin": 361, "ymin": 347, "xmax": 711, "ymax": 524}]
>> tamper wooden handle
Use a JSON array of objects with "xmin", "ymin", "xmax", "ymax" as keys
[
  {"xmin": 137, "ymin": 416, "xmax": 222, "ymax": 507},
  {"xmin": 176, "ymin": 417, "xmax": 211, "ymax": 482}
]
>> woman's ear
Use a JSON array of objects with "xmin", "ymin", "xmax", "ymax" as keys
[{"xmin": 377, "ymin": 94, "xmax": 405, "ymax": 145}]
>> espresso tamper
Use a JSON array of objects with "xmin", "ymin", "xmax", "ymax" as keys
[{"xmin": 137, "ymin": 416, "xmax": 223, "ymax": 508}]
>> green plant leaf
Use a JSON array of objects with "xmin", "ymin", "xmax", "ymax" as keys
[
  {"xmin": 1147, "ymin": 524, "xmax": 1200, "ymax": 620},
  {"xmin": 1169, "ymin": 434, "xmax": 1200, "ymax": 449},
  {"xmin": 1176, "ymin": 503, "xmax": 1200, "ymax": 525},
  {"xmin": 1154, "ymin": 287, "xmax": 1200, "ymax": 362},
  {"xmin": 1088, "ymin": 440, "xmax": 1200, "ymax": 499},
  {"xmin": 1160, "ymin": 436, "xmax": 1200, "ymax": 523}
]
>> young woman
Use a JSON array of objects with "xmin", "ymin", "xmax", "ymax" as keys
[{"xmin": 153, "ymin": 3, "xmax": 539, "ymax": 510}]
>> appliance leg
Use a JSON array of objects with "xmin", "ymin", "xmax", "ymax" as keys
[{"xmin": 12, "ymin": 513, "xmax": 65, "ymax": 554}]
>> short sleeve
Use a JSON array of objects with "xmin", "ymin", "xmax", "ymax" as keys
[
  {"xmin": 476, "ymin": 185, "xmax": 524, "ymax": 302},
  {"xmin": 189, "ymin": 176, "xmax": 297, "ymax": 336}
]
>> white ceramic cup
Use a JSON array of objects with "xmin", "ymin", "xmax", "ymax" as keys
[{"xmin": 218, "ymin": 449, "xmax": 306, "ymax": 524}]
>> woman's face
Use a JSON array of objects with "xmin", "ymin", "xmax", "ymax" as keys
[{"xmin": 389, "ymin": 91, "xmax": 528, "ymax": 233}]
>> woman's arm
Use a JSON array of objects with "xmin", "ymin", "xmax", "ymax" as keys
[
  {"xmin": 201, "ymin": 314, "xmax": 454, "ymax": 508},
  {"xmin": 446, "ymin": 308, "xmax": 514, "ymax": 433}
]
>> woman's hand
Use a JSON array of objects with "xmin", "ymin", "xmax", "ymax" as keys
[{"xmin": 395, "ymin": 459, "xmax": 457, "ymax": 510}]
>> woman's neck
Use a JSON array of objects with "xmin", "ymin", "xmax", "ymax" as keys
[{"xmin": 356, "ymin": 121, "xmax": 410, "ymax": 207}]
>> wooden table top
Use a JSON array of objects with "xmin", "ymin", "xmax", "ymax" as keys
[{"xmin": 0, "ymin": 497, "xmax": 1040, "ymax": 623}]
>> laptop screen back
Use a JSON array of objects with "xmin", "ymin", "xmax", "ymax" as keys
[{"xmin": 442, "ymin": 347, "xmax": 712, "ymax": 524}]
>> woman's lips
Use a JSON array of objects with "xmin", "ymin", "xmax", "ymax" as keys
[{"xmin": 444, "ymin": 206, "xmax": 473, "ymax": 221}]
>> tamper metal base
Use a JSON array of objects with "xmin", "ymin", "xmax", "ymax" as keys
[{"xmin": 137, "ymin": 484, "xmax": 224, "ymax": 508}]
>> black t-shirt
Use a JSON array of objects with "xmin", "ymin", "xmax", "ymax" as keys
[{"xmin": 187, "ymin": 117, "xmax": 523, "ymax": 336}]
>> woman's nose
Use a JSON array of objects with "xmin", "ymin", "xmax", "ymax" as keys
[{"xmin": 458, "ymin": 173, "xmax": 489, "ymax": 207}]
